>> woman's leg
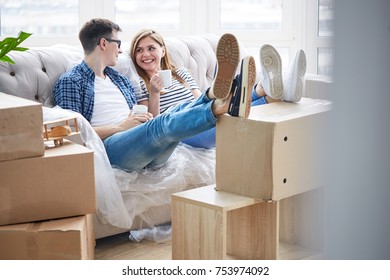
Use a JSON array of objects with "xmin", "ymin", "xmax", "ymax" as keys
[
  {"xmin": 181, "ymin": 127, "xmax": 216, "ymax": 149},
  {"xmin": 251, "ymin": 83, "xmax": 280, "ymax": 106},
  {"xmin": 250, "ymin": 84, "xmax": 267, "ymax": 106},
  {"xmin": 251, "ymin": 96, "xmax": 267, "ymax": 106},
  {"xmin": 251, "ymin": 84, "xmax": 261, "ymax": 102}
]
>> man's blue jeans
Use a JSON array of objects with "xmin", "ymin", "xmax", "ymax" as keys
[{"xmin": 103, "ymin": 92, "xmax": 217, "ymax": 171}]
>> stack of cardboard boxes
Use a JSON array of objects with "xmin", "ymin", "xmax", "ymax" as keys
[
  {"xmin": 0, "ymin": 92, "xmax": 96, "ymax": 260},
  {"xmin": 172, "ymin": 98, "xmax": 332, "ymax": 259}
]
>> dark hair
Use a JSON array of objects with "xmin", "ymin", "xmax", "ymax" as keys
[{"xmin": 79, "ymin": 18, "xmax": 122, "ymax": 54}]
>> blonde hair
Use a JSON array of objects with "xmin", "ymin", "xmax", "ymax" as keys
[{"xmin": 130, "ymin": 29, "xmax": 187, "ymax": 93}]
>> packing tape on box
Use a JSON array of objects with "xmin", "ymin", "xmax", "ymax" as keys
[
  {"xmin": 236, "ymin": 118, "xmax": 250, "ymax": 134},
  {"xmin": 26, "ymin": 222, "xmax": 41, "ymax": 260}
]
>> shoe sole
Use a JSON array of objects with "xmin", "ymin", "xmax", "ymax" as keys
[
  {"xmin": 213, "ymin": 33, "xmax": 240, "ymax": 99},
  {"xmin": 260, "ymin": 44, "xmax": 283, "ymax": 99},
  {"xmin": 289, "ymin": 50, "xmax": 306, "ymax": 102},
  {"xmin": 239, "ymin": 56, "xmax": 256, "ymax": 118}
]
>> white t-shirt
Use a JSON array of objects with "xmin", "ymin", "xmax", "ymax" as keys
[{"xmin": 90, "ymin": 75, "xmax": 130, "ymax": 127}]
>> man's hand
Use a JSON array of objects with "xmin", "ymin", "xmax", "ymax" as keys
[{"xmin": 118, "ymin": 111, "xmax": 154, "ymax": 131}]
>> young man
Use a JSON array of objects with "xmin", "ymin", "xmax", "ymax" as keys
[{"xmin": 54, "ymin": 18, "xmax": 251, "ymax": 171}]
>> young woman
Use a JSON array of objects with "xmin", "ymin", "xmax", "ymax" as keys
[
  {"xmin": 130, "ymin": 29, "xmax": 305, "ymax": 149},
  {"xmin": 130, "ymin": 29, "xmax": 218, "ymax": 148}
]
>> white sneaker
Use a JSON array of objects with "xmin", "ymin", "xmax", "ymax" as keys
[
  {"xmin": 260, "ymin": 44, "xmax": 283, "ymax": 99},
  {"xmin": 283, "ymin": 50, "xmax": 306, "ymax": 103}
]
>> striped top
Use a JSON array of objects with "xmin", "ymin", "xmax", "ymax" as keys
[{"xmin": 136, "ymin": 67, "xmax": 199, "ymax": 113}]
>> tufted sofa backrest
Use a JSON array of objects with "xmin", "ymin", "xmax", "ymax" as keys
[
  {"xmin": 164, "ymin": 34, "xmax": 220, "ymax": 92},
  {"xmin": 0, "ymin": 45, "xmax": 83, "ymax": 106},
  {"xmin": 0, "ymin": 34, "xmax": 254, "ymax": 107}
]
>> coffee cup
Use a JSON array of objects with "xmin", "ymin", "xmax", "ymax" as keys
[
  {"xmin": 132, "ymin": 104, "xmax": 148, "ymax": 114},
  {"xmin": 158, "ymin": 70, "xmax": 172, "ymax": 88}
]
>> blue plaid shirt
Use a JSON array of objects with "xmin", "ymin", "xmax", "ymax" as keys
[{"xmin": 54, "ymin": 60, "xmax": 137, "ymax": 122}]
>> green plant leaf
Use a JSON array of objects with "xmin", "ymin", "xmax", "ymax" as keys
[
  {"xmin": 0, "ymin": 55, "xmax": 15, "ymax": 64},
  {"xmin": 13, "ymin": 47, "xmax": 29, "ymax": 52},
  {"xmin": 0, "ymin": 31, "xmax": 32, "ymax": 64}
]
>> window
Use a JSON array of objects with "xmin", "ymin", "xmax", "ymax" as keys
[
  {"xmin": 0, "ymin": 0, "xmax": 334, "ymax": 76},
  {"xmin": 317, "ymin": 0, "xmax": 334, "ymax": 76},
  {"xmin": 114, "ymin": 0, "xmax": 180, "ymax": 30},
  {"xmin": 220, "ymin": 0, "xmax": 283, "ymax": 30},
  {"xmin": 204, "ymin": 0, "xmax": 298, "ymax": 74},
  {"xmin": 318, "ymin": 47, "xmax": 334, "ymax": 76},
  {"xmin": 0, "ymin": 0, "xmax": 78, "ymax": 36},
  {"xmin": 318, "ymin": 0, "xmax": 334, "ymax": 37}
]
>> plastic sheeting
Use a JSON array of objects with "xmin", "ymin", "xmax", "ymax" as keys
[
  {"xmin": 129, "ymin": 223, "xmax": 172, "ymax": 243},
  {"xmin": 115, "ymin": 142, "xmax": 215, "ymax": 228},
  {"xmin": 42, "ymin": 106, "xmax": 216, "ymax": 230}
]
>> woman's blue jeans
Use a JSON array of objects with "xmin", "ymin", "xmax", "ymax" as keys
[
  {"xmin": 181, "ymin": 85, "xmax": 267, "ymax": 149},
  {"xmin": 103, "ymin": 92, "xmax": 217, "ymax": 171},
  {"xmin": 251, "ymin": 85, "xmax": 267, "ymax": 106}
]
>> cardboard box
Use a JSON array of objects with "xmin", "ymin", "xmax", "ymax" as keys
[
  {"xmin": 216, "ymin": 97, "xmax": 331, "ymax": 200},
  {"xmin": 304, "ymin": 75, "xmax": 333, "ymax": 100},
  {"xmin": 0, "ymin": 141, "xmax": 96, "ymax": 225},
  {"xmin": 0, "ymin": 215, "xmax": 95, "ymax": 260},
  {"xmin": 0, "ymin": 92, "xmax": 45, "ymax": 162}
]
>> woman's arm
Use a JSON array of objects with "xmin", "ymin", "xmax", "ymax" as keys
[
  {"xmin": 192, "ymin": 88, "xmax": 202, "ymax": 99},
  {"xmin": 147, "ymin": 73, "xmax": 164, "ymax": 117}
]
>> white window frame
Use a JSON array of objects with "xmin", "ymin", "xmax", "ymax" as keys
[{"xmin": 305, "ymin": 0, "xmax": 334, "ymax": 75}]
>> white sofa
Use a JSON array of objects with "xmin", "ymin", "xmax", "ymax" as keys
[{"xmin": 0, "ymin": 34, "xmax": 256, "ymax": 239}]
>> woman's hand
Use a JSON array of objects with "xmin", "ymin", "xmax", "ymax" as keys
[{"xmin": 149, "ymin": 72, "xmax": 164, "ymax": 95}]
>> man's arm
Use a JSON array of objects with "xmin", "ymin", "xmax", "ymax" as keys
[
  {"xmin": 93, "ymin": 112, "xmax": 154, "ymax": 140},
  {"xmin": 93, "ymin": 125, "xmax": 123, "ymax": 140},
  {"xmin": 54, "ymin": 75, "xmax": 84, "ymax": 115}
]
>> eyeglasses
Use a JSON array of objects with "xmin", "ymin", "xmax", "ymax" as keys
[{"xmin": 98, "ymin": 37, "xmax": 121, "ymax": 48}]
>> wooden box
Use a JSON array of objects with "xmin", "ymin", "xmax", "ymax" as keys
[{"xmin": 172, "ymin": 185, "xmax": 324, "ymax": 260}]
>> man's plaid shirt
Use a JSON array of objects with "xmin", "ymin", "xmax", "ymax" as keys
[{"xmin": 54, "ymin": 60, "xmax": 137, "ymax": 122}]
